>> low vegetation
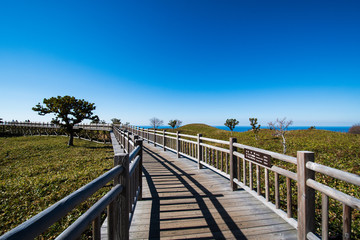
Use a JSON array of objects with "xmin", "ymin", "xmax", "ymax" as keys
[
  {"xmin": 0, "ymin": 136, "xmax": 113, "ymax": 238},
  {"xmin": 349, "ymin": 123, "xmax": 360, "ymax": 134},
  {"xmin": 168, "ymin": 123, "xmax": 360, "ymax": 238}
]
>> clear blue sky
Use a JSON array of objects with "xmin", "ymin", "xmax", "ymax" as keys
[{"xmin": 1, "ymin": 1, "xmax": 359, "ymax": 126}]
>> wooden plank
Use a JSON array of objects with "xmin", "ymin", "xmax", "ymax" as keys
[
  {"xmin": 126, "ymin": 142, "xmax": 297, "ymax": 239},
  {"xmin": 322, "ymin": 193, "xmax": 329, "ymax": 240},
  {"xmin": 275, "ymin": 172, "xmax": 280, "ymax": 209},
  {"xmin": 286, "ymin": 177, "xmax": 292, "ymax": 218},
  {"xmin": 92, "ymin": 216, "xmax": 101, "ymax": 240},
  {"xmin": 265, "ymin": 168, "xmax": 269, "ymax": 201},
  {"xmin": 257, "ymin": 165, "xmax": 261, "ymax": 195},
  {"xmin": 306, "ymin": 161, "xmax": 360, "ymax": 187},
  {"xmin": 343, "ymin": 204, "xmax": 351, "ymax": 240},
  {"xmin": 297, "ymin": 151, "xmax": 315, "ymax": 240}
]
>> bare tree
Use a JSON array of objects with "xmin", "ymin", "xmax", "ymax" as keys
[
  {"xmin": 168, "ymin": 119, "xmax": 182, "ymax": 129},
  {"xmin": 268, "ymin": 118, "xmax": 293, "ymax": 154},
  {"xmin": 150, "ymin": 117, "xmax": 163, "ymax": 129}
]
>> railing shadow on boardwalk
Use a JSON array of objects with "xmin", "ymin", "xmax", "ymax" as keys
[{"xmin": 142, "ymin": 146, "xmax": 247, "ymax": 240}]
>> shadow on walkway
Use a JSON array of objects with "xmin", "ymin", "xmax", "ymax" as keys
[{"xmin": 143, "ymin": 145, "xmax": 247, "ymax": 239}]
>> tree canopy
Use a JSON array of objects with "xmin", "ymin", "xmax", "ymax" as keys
[
  {"xmin": 32, "ymin": 96, "xmax": 99, "ymax": 146},
  {"xmin": 111, "ymin": 118, "xmax": 121, "ymax": 124},
  {"xmin": 224, "ymin": 118, "xmax": 239, "ymax": 133},
  {"xmin": 249, "ymin": 118, "xmax": 261, "ymax": 140},
  {"xmin": 168, "ymin": 119, "xmax": 182, "ymax": 129}
]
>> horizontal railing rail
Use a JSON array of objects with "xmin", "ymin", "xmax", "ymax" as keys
[
  {"xmin": 1, "ymin": 121, "xmax": 112, "ymax": 143},
  {"xmin": 1, "ymin": 127, "xmax": 143, "ymax": 240},
  {"xmin": 129, "ymin": 125, "xmax": 360, "ymax": 240},
  {"xmin": 1, "ymin": 121, "xmax": 113, "ymax": 131}
]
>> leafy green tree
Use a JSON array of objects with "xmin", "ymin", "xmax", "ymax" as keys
[
  {"xmin": 224, "ymin": 118, "xmax": 239, "ymax": 135},
  {"xmin": 249, "ymin": 118, "xmax": 261, "ymax": 140},
  {"xmin": 91, "ymin": 118, "xmax": 100, "ymax": 124},
  {"xmin": 111, "ymin": 118, "xmax": 121, "ymax": 125},
  {"xmin": 32, "ymin": 96, "xmax": 99, "ymax": 146},
  {"xmin": 168, "ymin": 119, "xmax": 182, "ymax": 129}
]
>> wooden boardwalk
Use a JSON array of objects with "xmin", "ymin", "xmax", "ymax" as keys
[{"xmin": 129, "ymin": 142, "xmax": 297, "ymax": 239}]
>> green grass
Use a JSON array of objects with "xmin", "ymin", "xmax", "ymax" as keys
[
  {"xmin": 0, "ymin": 136, "xmax": 113, "ymax": 239},
  {"xmin": 169, "ymin": 124, "xmax": 360, "ymax": 238}
]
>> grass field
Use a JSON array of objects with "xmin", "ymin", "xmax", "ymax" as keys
[
  {"xmin": 0, "ymin": 136, "xmax": 113, "ymax": 239},
  {"xmin": 168, "ymin": 124, "xmax": 360, "ymax": 238}
]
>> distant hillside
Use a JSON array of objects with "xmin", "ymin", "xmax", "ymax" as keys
[{"xmin": 176, "ymin": 123, "xmax": 228, "ymax": 135}]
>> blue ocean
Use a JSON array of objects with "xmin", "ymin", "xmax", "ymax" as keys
[
  {"xmin": 138, "ymin": 125, "xmax": 350, "ymax": 133},
  {"xmin": 213, "ymin": 126, "xmax": 350, "ymax": 133}
]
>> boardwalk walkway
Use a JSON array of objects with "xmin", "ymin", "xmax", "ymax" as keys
[{"xmin": 129, "ymin": 142, "xmax": 297, "ymax": 239}]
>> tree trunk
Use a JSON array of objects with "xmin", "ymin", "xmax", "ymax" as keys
[
  {"xmin": 68, "ymin": 131, "xmax": 74, "ymax": 146},
  {"xmin": 281, "ymin": 134, "xmax": 286, "ymax": 154}
]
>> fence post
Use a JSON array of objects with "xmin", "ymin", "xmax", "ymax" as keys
[
  {"xmin": 163, "ymin": 130, "xmax": 166, "ymax": 151},
  {"xmin": 176, "ymin": 131, "xmax": 180, "ymax": 158},
  {"xmin": 197, "ymin": 134, "xmax": 202, "ymax": 169},
  {"xmin": 297, "ymin": 151, "xmax": 315, "ymax": 240},
  {"xmin": 154, "ymin": 129, "xmax": 156, "ymax": 147},
  {"xmin": 126, "ymin": 131, "xmax": 130, "ymax": 153},
  {"xmin": 229, "ymin": 138, "xmax": 237, "ymax": 191},
  {"xmin": 110, "ymin": 153, "xmax": 129, "ymax": 240},
  {"xmin": 147, "ymin": 128, "xmax": 150, "ymax": 143},
  {"xmin": 135, "ymin": 139, "xmax": 143, "ymax": 201}
]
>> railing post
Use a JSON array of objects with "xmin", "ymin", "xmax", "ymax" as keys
[
  {"xmin": 147, "ymin": 128, "xmax": 150, "ymax": 143},
  {"xmin": 343, "ymin": 204, "xmax": 351, "ymax": 240},
  {"xmin": 135, "ymin": 139, "xmax": 143, "ymax": 201},
  {"xmin": 229, "ymin": 137, "xmax": 237, "ymax": 191},
  {"xmin": 163, "ymin": 130, "xmax": 166, "ymax": 151},
  {"xmin": 176, "ymin": 131, "xmax": 180, "ymax": 158},
  {"xmin": 111, "ymin": 153, "xmax": 129, "ymax": 240},
  {"xmin": 126, "ymin": 131, "xmax": 130, "ymax": 153},
  {"xmin": 297, "ymin": 151, "xmax": 315, "ymax": 240},
  {"xmin": 154, "ymin": 129, "xmax": 157, "ymax": 147},
  {"xmin": 197, "ymin": 133, "xmax": 202, "ymax": 169}
]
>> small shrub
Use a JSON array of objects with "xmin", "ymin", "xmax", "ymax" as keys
[{"xmin": 348, "ymin": 124, "xmax": 360, "ymax": 134}]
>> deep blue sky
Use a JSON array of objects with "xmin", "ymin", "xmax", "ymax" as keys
[{"xmin": 1, "ymin": 1, "xmax": 359, "ymax": 126}]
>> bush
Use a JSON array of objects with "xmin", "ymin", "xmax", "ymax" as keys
[{"xmin": 348, "ymin": 124, "xmax": 360, "ymax": 134}]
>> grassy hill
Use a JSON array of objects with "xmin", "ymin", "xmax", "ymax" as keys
[{"xmin": 0, "ymin": 136, "xmax": 113, "ymax": 238}]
